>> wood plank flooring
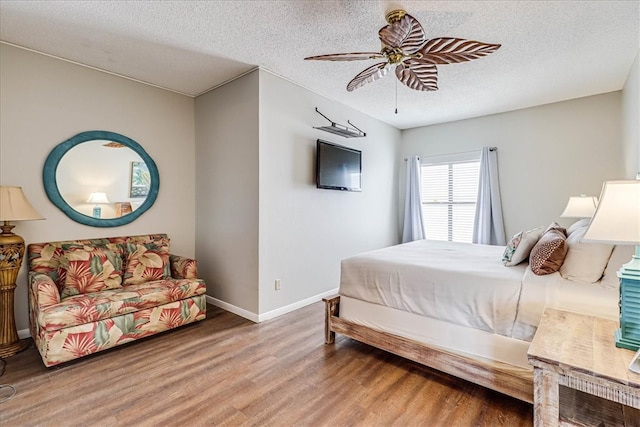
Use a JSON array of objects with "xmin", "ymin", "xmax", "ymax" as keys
[{"xmin": 0, "ymin": 303, "xmax": 532, "ymax": 426}]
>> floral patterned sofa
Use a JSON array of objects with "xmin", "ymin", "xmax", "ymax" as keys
[{"xmin": 27, "ymin": 234, "xmax": 206, "ymax": 367}]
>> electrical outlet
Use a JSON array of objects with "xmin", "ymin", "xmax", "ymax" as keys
[{"xmin": 275, "ymin": 279, "xmax": 281, "ymax": 291}]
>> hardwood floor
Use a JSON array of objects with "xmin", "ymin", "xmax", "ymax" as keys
[{"xmin": 0, "ymin": 303, "xmax": 532, "ymax": 426}]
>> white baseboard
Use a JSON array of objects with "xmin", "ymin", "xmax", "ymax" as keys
[
  {"xmin": 205, "ymin": 295, "xmax": 259, "ymax": 322},
  {"xmin": 205, "ymin": 287, "xmax": 339, "ymax": 323},
  {"xmin": 257, "ymin": 288, "xmax": 339, "ymax": 322},
  {"xmin": 18, "ymin": 328, "xmax": 31, "ymax": 339}
]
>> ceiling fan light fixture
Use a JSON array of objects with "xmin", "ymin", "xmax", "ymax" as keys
[{"xmin": 385, "ymin": 9, "xmax": 407, "ymax": 24}]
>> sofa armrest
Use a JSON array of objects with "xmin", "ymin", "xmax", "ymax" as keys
[
  {"xmin": 28, "ymin": 272, "xmax": 61, "ymax": 309},
  {"xmin": 169, "ymin": 254, "xmax": 198, "ymax": 279}
]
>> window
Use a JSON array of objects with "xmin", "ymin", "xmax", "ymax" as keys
[{"xmin": 420, "ymin": 153, "xmax": 481, "ymax": 243}]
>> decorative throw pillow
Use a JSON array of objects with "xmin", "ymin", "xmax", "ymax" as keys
[
  {"xmin": 56, "ymin": 242, "xmax": 123, "ymax": 291},
  {"xmin": 529, "ymin": 229, "xmax": 568, "ymax": 275},
  {"xmin": 123, "ymin": 241, "xmax": 171, "ymax": 286},
  {"xmin": 560, "ymin": 226, "xmax": 614, "ymax": 283},
  {"xmin": 29, "ymin": 243, "xmax": 67, "ymax": 294},
  {"xmin": 601, "ymin": 245, "xmax": 635, "ymax": 288},
  {"xmin": 503, "ymin": 226, "xmax": 544, "ymax": 266},
  {"xmin": 59, "ymin": 248, "xmax": 124, "ymax": 298},
  {"xmin": 544, "ymin": 222, "xmax": 567, "ymax": 235}
]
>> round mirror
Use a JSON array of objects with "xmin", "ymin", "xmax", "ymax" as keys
[{"xmin": 43, "ymin": 131, "xmax": 159, "ymax": 227}]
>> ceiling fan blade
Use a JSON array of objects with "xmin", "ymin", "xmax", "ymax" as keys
[
  {"xmin": 347, "ymin": 62, "xmax": 389, "ymax": 92},
  {"xmin": 418, "ymin": 38, "xmax": 501, "ymax": 64},
  {"xmin": 379, "ymin": 12, "xmax": 426, "ymax": 53},
  {"xmin": 396, "ymin": 59, "xmax": 438, "ymax": 91},
  {"xmin": 304, "ymin": 52, "xmax": 384, "ymax": 61}
]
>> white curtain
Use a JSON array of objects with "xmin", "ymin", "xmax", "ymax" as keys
[
  {"xmin": 402, "ymin": 156, "xmax": 425, "ymax": 243},
  {"xmin": 473, "ymin": 147, "xmax": 506, "ymax": 245}
]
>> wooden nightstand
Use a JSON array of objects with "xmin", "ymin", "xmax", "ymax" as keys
[{"xmin": 528, "ymin": 308, "xmax": 640, "ymax": 426}]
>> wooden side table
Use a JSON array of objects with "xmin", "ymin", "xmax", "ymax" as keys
[{"xmin": 528, "ymin": 309, "xmax": 640, "ymax": 426}]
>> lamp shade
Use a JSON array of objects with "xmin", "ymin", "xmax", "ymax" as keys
[
  {"xmin": 0, "ymin": 186, "xmax": 44, "ymax": 221},
  {"xmin": 86, "ymin": 192, "xmax": 110, "ymax": 204},
  {"xmin": 582, "ymin": 180, "xmax": 640, "ymax": 245},
  {"xmin": 560, "ymin": 195, "xmax": 598, "ymax": 218}
]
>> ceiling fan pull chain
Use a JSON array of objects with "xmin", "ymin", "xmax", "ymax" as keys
[{"xmin": 395, "ymin": 77, "xmax": 398, "ymax": 114}]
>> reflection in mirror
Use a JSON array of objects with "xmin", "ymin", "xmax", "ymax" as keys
[
  {"xmin": 43, "ymin": 131, "xmax": 159, "ymax": 227},
  {"xmin": 56, "ymin": 140, "xmax": 148, "ymax": 219}
]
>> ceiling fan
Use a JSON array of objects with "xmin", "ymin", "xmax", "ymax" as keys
[{"xmin": 305, "ymin": 10, "xmax": 501, "ymax": 93}]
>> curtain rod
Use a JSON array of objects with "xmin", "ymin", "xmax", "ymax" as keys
[{"xmin": 404, "ymin": 147, "xmax": 496, "ymax": 161}]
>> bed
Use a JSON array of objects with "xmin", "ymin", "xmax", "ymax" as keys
[{"xmin": 323, "ymin": 234, "xmax": 630, "ymax": 403}]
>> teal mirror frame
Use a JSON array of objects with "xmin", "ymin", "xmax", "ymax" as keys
[{"xmin": 43, "ymin": 130, "xmax": 160, "ymax": 227}]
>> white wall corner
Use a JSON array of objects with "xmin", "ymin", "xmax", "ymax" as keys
[
  {"xmin": 206, "ymin": 288, "xmax": 339, "ymax": 323},
  {"xmin": 205, "ymin": 295, "xmax": 260, "ymax": 322},
  {"xmin": 257, "ymin": 288, "xmax": 339, "ymax": 322}
]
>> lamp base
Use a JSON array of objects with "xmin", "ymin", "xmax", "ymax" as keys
[
  {"xmin": 0, "ymin": 223, "xmax": 28, "ymax": 358},
  {"xmin": 0, "ymin": 339, "xmax": 28, "ymax": 359},
  {"xmin": 616, "ymin": 246, "xmax": 640, "ymax": 352},
  {"xmin": 615, "ymin": 328, "xmax": 640, "ymax": 351},
  {"xmin": 618, "ymin": 246, "xmax": 640, "ymax": 280}
]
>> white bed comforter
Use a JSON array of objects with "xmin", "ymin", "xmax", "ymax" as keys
[
  {"xmin": 340, "ymin": 239, "xmax": 527, "ymax": 338},
  {"xmin": 339, "ymin": 239, "xmax": 618, "ymax": 342}
]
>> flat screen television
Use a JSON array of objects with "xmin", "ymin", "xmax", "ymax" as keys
[{"xmin": 316, "ymin": 139, "xmax": 362, "ymax": 191}]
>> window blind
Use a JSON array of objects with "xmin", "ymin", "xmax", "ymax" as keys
[{"xmin": 420, "ymin": 157, "xmax": 480, "ymax": 243}]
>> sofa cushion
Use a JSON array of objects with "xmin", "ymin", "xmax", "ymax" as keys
[
  {"xmin": 59, "ymin": 248, "xmax": 124, "ymax": 298},
  {"xmin": 170, "ymin": 254, "xmax": 198, "ymax": 279},
  {"xmin": 37, "ymin": 278, "xmax": 206, "ymax": 332},
  {"xmin": 30, "ymin": 243, "xmax": 66, "ymax": 293},
  {"xmin": 28, "ymin": 239, "xmax": 121, "ymax": 293},
  {"xmin": 28, "ymin": 235, "xmax": 168, "ymax": 290},
  {"xmin": 123, "ymin": 240, "xmax": 171, "ymax": 286},
  {"xmin": 108, "ymin": 234, "xmax": 168, "ymax": 247}
]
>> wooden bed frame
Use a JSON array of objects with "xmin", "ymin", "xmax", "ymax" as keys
[{"xmin": 323, "ymin": 295, "xmax": 534, "ymax": 403}]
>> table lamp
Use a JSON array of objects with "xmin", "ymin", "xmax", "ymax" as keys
[
  {"xmin": 86, "ymin": 192, "xmax": 109, "ymax": 218},
  {"xmin": 583, "ymin": 180, "xmax": 640, "ymax": 351},
  {"xmin": 560, "ymin": 194, "xmax": 598, "ymax": 218},
  {"xmin": 0, "ymin": 186, "xmax": 44, "ymax": 357}
]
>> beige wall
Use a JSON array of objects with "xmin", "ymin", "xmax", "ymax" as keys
[
  {"xmin": 0, "ymin": 44, "xmax": 196, "ymax": 333},
  {"xmin": 622, "ymin": 49, "xmax": 639, "ymax": 178},
  {"xmin": 194, "ymin": 70, "xmax": 260, "ymax": 315},
  {"xmin": 401, "ymin": 93, "xmax": 624, "ymax": 239},
  {"xmin": 194, "ymin": 69, "xmax": 400, "ymax": 320},
  {"xmin": 257, "ymin": 69, "xmax": 400, "ymax": 315}
]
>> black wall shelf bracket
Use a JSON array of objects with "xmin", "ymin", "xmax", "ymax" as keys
[{"xmin": 313, "ymin": 108, "xmax": 366, "ymax": 138}]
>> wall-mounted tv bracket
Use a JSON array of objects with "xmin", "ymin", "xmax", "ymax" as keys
[{"xmin": 313, "ymin": 108, "xmax": 366, "ymax": 138}]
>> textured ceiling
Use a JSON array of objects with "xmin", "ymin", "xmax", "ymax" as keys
[{"xmin": 1, "ymin": 1, "xmax": 638, "ymax": 129}]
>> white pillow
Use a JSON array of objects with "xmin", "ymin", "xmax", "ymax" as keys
[
  {"xmin": 503, "ymin": 226, "xmax": 544, "ymax": 266},
  {"xmin": 601, "ymin": 245, "xmax": 635, "ymax": 288},
  {"xmin": 567, "ymin": 218, "xmax": 590, "ymax": 236},
  {"xmin": 560, "ymin": 226, "xmax": 614, "ymax": 283}
]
